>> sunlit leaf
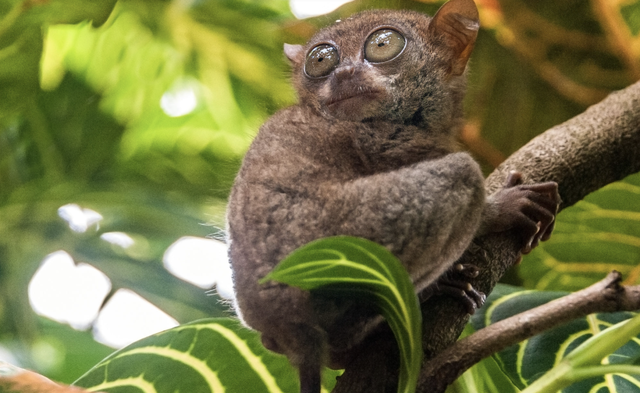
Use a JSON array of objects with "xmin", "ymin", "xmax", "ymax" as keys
[
  {"xmin": 263, "ymin": 236, "xmax": 422, "ymax": 393},
  {"xmin": 472, "ymin": 285, "xmax": 640, "ymax": 392},
  {"xmin": 0, "ymin": 0, "xmax": 117, "ymax": 122},
  {"xmin": 73, "ymin": 318, "xmax": 340, "ymax": 393}
]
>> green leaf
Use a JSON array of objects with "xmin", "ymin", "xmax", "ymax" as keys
[
  {"xmin": 262, "ymin": 236, "xmax": 422, "ymax": 393},
  {"xmin": 74, "ymin": 318, "xmax": 301, "ymax": 393},
  {"xmin": 621, "ymin": 1, "xmax": 640, "ymax": 36},
  {"xmin": 472, "ymin": 285, "xmax": 640, "ymax": 392},
  {"xmin": 522, "ymin": 314, "xmax": 640, "ymax": 393},
  {"xmin": 521, "ymin": 171, "xmax": 640, "ymax": 292},
  {"xmin": 0, "ymin": 0, "xmax": 117, "ymax": 123}
]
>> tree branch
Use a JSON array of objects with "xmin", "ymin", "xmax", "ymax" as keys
[
  {"xmin": 333, "ymin": 80, "xmax": 640, "ymax": 393},
  {"xmin": 420, "ymin": 271, "xmax": 640, "ymax": 390}
]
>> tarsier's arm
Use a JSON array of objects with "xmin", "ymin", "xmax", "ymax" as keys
[{"xmin": 320, "ymin": 152, "xmax": 486, "ymax": 292}]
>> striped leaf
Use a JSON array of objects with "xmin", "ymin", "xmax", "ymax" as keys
[
  {"xmin": 262, "ymin": 236, "xmax": 422, "ymax": 393},
  {"xmin": 472, "ymin": 285, "xmax": 640, "ymax": 392},
  {"xmin": 73, "ymin": 318, "xmax": 327, "ymax": 393},
  {"xmin": 521, "ymin": 172, "xmax": 640, "ymax": 292}
]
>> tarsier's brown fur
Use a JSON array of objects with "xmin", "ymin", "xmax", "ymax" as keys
[{"xmin": 226, "ymin": 1, "xmax": 559, "ymax": 392}]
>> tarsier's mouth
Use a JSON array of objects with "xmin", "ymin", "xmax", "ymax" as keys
[{"xmin": 325, "ymin": 88, "xmax": 384, "ymax": 107}]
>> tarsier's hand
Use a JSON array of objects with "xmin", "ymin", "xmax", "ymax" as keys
[{"xmin": 485, "ymin": 171, "xmax": 561, "ymax": 256}]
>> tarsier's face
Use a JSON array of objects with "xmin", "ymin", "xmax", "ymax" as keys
[
  {"xmin": 285, "ymin": 11, "xmax": 438, "ymax": 123},
  {"xmin": 301, "ymin": 27, "xmax": 406, "ymax": 121}
]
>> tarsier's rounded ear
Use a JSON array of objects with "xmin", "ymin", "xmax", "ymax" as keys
[
  {"xmin": 284, "ymin": 43, "xmax": 305, "ymax": 66},
  {"xmin": 428, "ymin": 0, "xmax": 479, "ymax": 76}
]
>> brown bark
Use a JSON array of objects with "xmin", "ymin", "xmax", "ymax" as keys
[
  {"xmin": 333, "ymin": 80, "xmax": 640, "ymax": 393},
  {"xmin": 421, "ymin": 272, "xmax": 640, "ymax": 391},
  {"xmin": 0, "ymin": 362, "xmax": 101, "ymax": 393}
]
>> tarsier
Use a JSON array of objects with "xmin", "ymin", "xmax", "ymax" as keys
[{"xmin": 227, "ymin": 0, "xmax": 560, "ymax": 392}]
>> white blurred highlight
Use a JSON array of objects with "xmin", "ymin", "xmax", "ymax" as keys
[
  {"xmin": 28, "ymin": 251, "xmax": 111, "ymax": 330},
  {"xmin": 101, "ymin": 231, "xmax": 135, "ymax": 248},
  {"xmin": 163, "ymin": 236, "xmax": 234, "ymax": 299},
  {"xmin": 289, "ymin": 0, "xmax": 354, "ymax": 19},
  {"xmin": 93, "ymin": 289, "xmax": 178, "ymax": 348},
  {"xmin": 160, "ymin": 83, "xmax": 198, "ymax": 117},
  {"xmin": 58, "ymin": 204, "xmax": 102, "ymax": 233}
]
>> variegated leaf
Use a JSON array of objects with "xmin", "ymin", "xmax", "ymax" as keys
[
  {"xmin": 472, "ymin": 284, "xmax": 640, "ymax": 392},
  {"xmin": 521, "ymin": 171, "xmax": 640, "ymax": 292},
  {"xmin": 73, "ymin": 318, "xmax": 340, "ymax": 393}
]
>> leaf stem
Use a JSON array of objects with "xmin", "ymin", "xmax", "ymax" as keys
[
  {"xmin": 522, "ymin": 313, "xmax": 640, "ymax": 393},
  {"xmin": 567, "ymin": 313, "xmax": 640, "ymax": 366},
  {"xmin": 571, "ymin": 365, "xmax": 640, "ymax": 380}
]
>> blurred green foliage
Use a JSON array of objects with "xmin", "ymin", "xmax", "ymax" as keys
[{"xmin": 1, "ymin": 0, "xmax": 639, "ymax": 387}]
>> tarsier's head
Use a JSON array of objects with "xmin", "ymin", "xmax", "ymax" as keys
[{"xmin": 284, "ymin": 0, "xmax": 479, "ymax": 128}]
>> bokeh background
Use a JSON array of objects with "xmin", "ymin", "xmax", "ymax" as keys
[{"xmin": 1, "ymin": 0, "xmax": 639, "ymax": 384}]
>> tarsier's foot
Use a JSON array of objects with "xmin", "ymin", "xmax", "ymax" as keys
[{"xmin": 420, "ymin": 263, "xmax": 486, "ymax": 314}]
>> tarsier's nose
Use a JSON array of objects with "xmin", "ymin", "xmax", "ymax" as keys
[{"xmin": 333, "ymin": 64, "xmax": 356, "ymax": 81}]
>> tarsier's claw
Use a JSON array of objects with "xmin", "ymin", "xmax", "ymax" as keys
[
  {"xmin": 428, "ymin": 263, "xmax": 486, "ymax": 314},
  {"xmin": 437, "ymin": 285, "xmax": 480, "ymax": 314},
  {"xmin": 470, "ymin": 288, "xmax": 487, "ymax": 310}
]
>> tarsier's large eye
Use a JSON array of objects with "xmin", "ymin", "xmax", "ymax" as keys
[
  {"xmin": 305, "ymin": 44, "xmax": 339, "ymax": 78},
  {"xmin": 364, "ymin": 29, "xmax": 405, "ymax": 63}
]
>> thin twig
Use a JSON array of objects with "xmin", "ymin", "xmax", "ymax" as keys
[{"xmin": 418, "ymin": 271, "xmax": 640, "ymax": 390}]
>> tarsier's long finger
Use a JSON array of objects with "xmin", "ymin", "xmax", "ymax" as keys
[
  {"xmin": 526, "ymin": 222, "xmax": 543, "ymax": 252},
  {"xmin": 517, "ymin": 181, "xmax": 558, "ymax": 193},
  {"xmin": 522, "ymin": 192, "xmax": 559, "ymax": 217},
  {"xmin": 523, "ymin": 210, "xmax": 554, "ymax": 252},
  {"xmin": 518, "ymin": 215, "xmax": 542, "ymax": 254},
  {"xmin": 521, "ymin": 199, "xmax": 555, "ymax": 227},
  {"xmin": 437, "ymin": 284, "xmax": 485, "ymax": 314},
  {"xmin": 519, "ymin": 181, "xmax": 561, "ymax": 205},
  {"xmin": 540, "ymin": 220, "xmax": 556, "ymax": 242},
  {"xmin": 544, "ymin": 195, "xmax": 560, "ymax": 241},
  {"xmin": 520, "ymin": 185, "xmax": 559, "ymax": 242},
  {"xmin": 527, "ymin": 208, "xmax": 557, "ymax": 251}
]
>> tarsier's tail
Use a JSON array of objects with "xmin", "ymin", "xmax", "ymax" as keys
[
  {"xmin": 298, "ymin": 366, "xmax": 321, "ymax": 393},
  {"xmin": 291, "ymin": 323, "xmax": 326, "ymax": 393}
]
